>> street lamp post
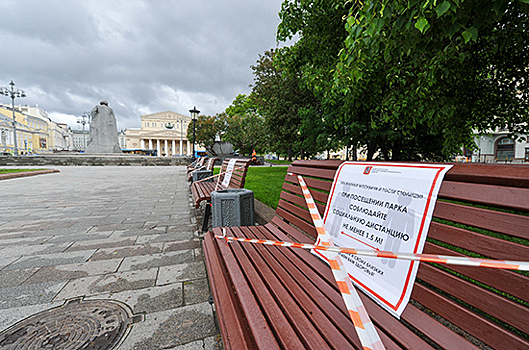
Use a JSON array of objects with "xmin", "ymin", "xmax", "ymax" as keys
[
  {"xmin": 189, "ymin": 106, "xmax": 199, "ymax": 160},
  {"xmin": 77, "ymin": 111, "xmax": 90, "ymax": 151},
  {"xmin": 0, "ymin": 81, "xmax": 26, "ymax": 155}
]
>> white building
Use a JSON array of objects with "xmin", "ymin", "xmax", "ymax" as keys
[
  {"xmin": 472, "ymin": 129, "xmax": 529, "ymax": 163},
  {"xmin": 72, "ymin": 129, "xmax": 89, "ymax": 151},
  {"xmin": 125, "ymin": 111, "xmax": 204, "ymax": 157}
]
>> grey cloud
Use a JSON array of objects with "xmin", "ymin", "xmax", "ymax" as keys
[{"xmin": 0, "ymin": 0, "xmax": 283, "ymax": 130}]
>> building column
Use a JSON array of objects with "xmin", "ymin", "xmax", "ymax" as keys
[
  {"xmin": 180, "ymin": 140, "xmax": 183, "ymax": 155},
  {"xmin": 149, "ymin": 139, "xmax": 153, "ymax": 150},
  {"xmin": 164, "ymin": 139, "xmax": 168, "ymax": 157},
  {"xmin": 141, "ymin": 139, "xmax": 145, "ymax": 149},
  {"xmin": 172, "ymin": 140, "xmax": 176, "ymax": 156},
  {"xmin": 156, "ymin": 139, "xmax": 160, "ymax": 157},
  {"xmin": 187, "ymin": 140, "xmax": 191, "ymax": 156}
]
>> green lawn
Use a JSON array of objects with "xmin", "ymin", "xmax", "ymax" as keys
[
  {"xmin": 213, "ymin": 166, "xmax": 288, "ymax": 209},
  {"xmin": 0, "ymin": 169, "xmax": 44, "ymax": 174},
  {"xmin": 265, "ymin": 159, "xmax": 292, "ymax": 165},
  {"xmin": 244, "ymin": 166, "xmax": 288, "ymax": 209}
]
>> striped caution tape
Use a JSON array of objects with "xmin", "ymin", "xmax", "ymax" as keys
[
  {"xmin": 192, "ymin": 165, "xmax": 246, "ymax": 186},
  {"xmin": 215, "ymin": 235, "xmax": 529, "ymax": 271},
  {"xmin": 296, "ymin": 174, "xmax": 385, "ymax": 350}
]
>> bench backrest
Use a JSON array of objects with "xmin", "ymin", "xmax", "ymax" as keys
[
  {"xmin": 218, "ymin": 158, "xmax": 252, "ymax": 189},
  {"xmin": 205, "ymin": 157, "xmax": 220, "ymax": 171},
  {"xmin": 275, "ymin": 160, "xmax": 529, "ymax": 350}
]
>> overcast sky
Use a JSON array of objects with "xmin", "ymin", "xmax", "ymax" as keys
[{"xmin": 0, "ymin": 0, "xmax": 288, "ymax": 131}]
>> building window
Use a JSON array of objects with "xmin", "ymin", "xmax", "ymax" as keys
[{"xmin": 496, "ymin": 137, "xmax": 514, "ymax": 161}]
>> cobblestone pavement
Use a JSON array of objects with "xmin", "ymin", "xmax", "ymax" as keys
[{"xmin": 0, "ymin": 166, "xmax": 222, "ymax": 350}]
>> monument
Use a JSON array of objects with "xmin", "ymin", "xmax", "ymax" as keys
[{"xmin": 86, "ymin": 100, "xmax": 122, "ymax": 154}]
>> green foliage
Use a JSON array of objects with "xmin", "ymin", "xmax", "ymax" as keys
[
  {"xmin": 276, "ymin": 0, "xmax": 354, "ymax": 158},
  {"xmin": 223, "ymin": 94, "xmax": 268, "ymax": 156},
  {"xmin": 334, "ymin": 0, "xmax": 529, "ymax": 160},
  {"xmin": 187, "ymin": 114, "xmax": 223, "ymax": 156},
  {"xmin": 251, "ymin": 49, "xmax": 319, "ymax": 160}
]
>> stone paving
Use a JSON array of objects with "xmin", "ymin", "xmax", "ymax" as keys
[{"xmin": 0, "ymin": 166, "xmax": 222, "ymax": 349}]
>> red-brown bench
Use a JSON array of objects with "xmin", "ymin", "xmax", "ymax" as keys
[
  {"xmin": 188, "ymin": 157, "xmax": 220, "ymax": 182},
  {"xmin": 203, "ymin": 160, "xmax": 529, "ymax": 350},
  {"xmin": 187, "ymin": 156, "xmax": 207, "ymax": 174},
  {"xmin": 191, "ymin": 158, "xmax": 252, "ymax": 231}
]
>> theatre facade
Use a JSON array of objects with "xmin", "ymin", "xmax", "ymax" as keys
[{"xmin": 124, "ymin": 111, "xmax": 204, "ymax": 157}]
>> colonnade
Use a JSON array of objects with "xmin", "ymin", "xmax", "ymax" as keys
[{"xmin": 140, "ymin": 139, "xmax": 191, "ymax": 157}]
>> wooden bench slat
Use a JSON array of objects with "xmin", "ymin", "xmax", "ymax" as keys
[
  {"xmin": 281, "ymin": 182, "xmax": 328, "ymax": 212},
  {"xmin": 284, "ymin": 173, "xmax": 334, "ymax": 194},
  {"xmin": 271, "ymin": 216, "xmax": 313, "ymax": 244},
  {"xmin": 418, "ymin": 263, "xmax": 529, "ymax": 334},
  {"xmin": 261, "ymin": 221, "xmax": 441, "ymax": 350},
  {"xmin": 428, "ymin": 221, "xmax": 529, "ymax": 261},
  {"xmin": 275, "ymin": 204, "xmax": 318, "ymax": 240},
  {"xmin": 433, "ymin": 201, "xmax": 529, "ymax": 240},
  {"xmin": 203, "ymin": 232, "xmax": 259, "ymax": 350},
  {"xmin": 439, "ymin": 180, "xmax": 529, "ymax": 211},
  {"xmin": 444, "ymin": 163, "xmax": 529, "ymax": 188},
  {"xmin": 239, "ymin": 226, "xmax": 360, "ymax": 349},
  {"xmin": 423, "ymin": 242, "xmax": 529, "ymax": 303},
  {"xmin": 211, "ymin": 227, "xmax": 285, "ymax": 350},
  {"xmin": 229, "ymin": 227, "xmax": 335, "ymax": 350},
  {"xmin": 287, "ymin": 165, "xmax": 337, "ymax": 181},
  {"xmin": 412, "ymin": 283, "xmax": 529, "ymax": 350},
  {"xmin": 399, "ymin": 301, "xmax": 482, "ymax": 350}
]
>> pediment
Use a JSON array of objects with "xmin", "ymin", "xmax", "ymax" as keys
[
  {"xmin": 141, "ymin": 111, "xmax": 190, "ymax": 122},
  {"xmin": 140, "ymin": 129, "xmax": 186, "ymax": 138}
]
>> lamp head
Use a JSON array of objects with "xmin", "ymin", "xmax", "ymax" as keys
[{"xmin": 189, "ymin": 106, "xmax": 200, "ymax": 120}]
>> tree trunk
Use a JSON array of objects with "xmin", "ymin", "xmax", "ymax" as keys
[{"xmin": 367, "ymin": 139, "xmax": 377, "ymax": 161}]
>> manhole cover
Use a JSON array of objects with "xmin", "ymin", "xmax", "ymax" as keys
[{"xmin": 0, "ymin": 298, "xmax": 143, "ymax": 350}]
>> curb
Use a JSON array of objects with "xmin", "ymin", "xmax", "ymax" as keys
[{"xmin": 0, "ymin": 169, "xmax": 60, "ymax": 181}]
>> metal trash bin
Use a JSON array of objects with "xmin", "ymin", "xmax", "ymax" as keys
[
  {"xmin": 211, "ymin": 189, "xmax": 255, "ymax": 228},
  {"xmin": 192, "ymin": 169, "xmax": 213, "ymax": 183}
]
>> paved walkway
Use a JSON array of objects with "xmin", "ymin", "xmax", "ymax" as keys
[{"xmin": 0, "ymin": 166, "xmax": 221, "ymax": 349}]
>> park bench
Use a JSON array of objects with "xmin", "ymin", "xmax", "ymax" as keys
[
  {"xmin": 191, "ymin": 157, "xmax": 252, "ymax": 231},
  {"xmin": 203, "ymin": 160, "xmax": 529, "ymax": 350},
  {"xmin": 187, "ymin": 156, "xmax": 207, "ymax": 174},
  {"xmin": 188, "ymin": 157, "xmax": 220, "ymax": 182}
]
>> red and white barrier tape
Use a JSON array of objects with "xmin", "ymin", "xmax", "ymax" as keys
[
  {"xmin": 296, "ymin": 174, "xmax": 385, "ymax": 350},
  {"xmin": 192, "ymin": 165, "xmax": 246, "ymax": 186},
  {"xmin": 215, "ymin": 235, "xmax": 529, "ymax": 271}
]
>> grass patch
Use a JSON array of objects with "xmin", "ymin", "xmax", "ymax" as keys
[
  {"xmin": 214, "ymin": 166, "xmax": 288, "ymax": 209},
  {"xmin": 245, "ymin": 167, "xmax": 288, "ymax": 209},
  {"xmin": 0, "ymin": 169, "xmax": 44, "ymax": 174},
  {"xmin": 265, "ymin": 159, "xmax": 292, "ymax": 165}
]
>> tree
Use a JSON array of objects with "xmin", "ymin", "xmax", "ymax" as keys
[
  {"xmin": 223, "ymin": 94, "xmax": 268, "ymax": 156},
  {"xmin": 337, "ymin": 0, "xmax": 529, "ymax": 159},
  {"xmin": 186, "ymin": 114, "xmax": 225, "ymax": 156},
  {"xmin": 277, "ymin": 0, "xmax": 360, "ymax": 159},
  {"xmin": 276, "ymin": 0, "xmax": 529, "ymax": 161},
  {"xmin": 251, "ymin": 49, "xmax": 320, "ymax": 160}
]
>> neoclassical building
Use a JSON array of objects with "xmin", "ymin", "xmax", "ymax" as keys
[{"xmin": 125, "ymin": 111, "xmax": 203, "ymax": 156}]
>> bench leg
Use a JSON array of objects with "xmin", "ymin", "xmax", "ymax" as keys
[{"xmin": 202, "ymin": 202, "xmax": 212, "ymax": 232}]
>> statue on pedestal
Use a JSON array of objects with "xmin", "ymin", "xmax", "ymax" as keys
[{"xmin": 86, "ymin": 100, "xmax": 122, "ymax": 154}]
